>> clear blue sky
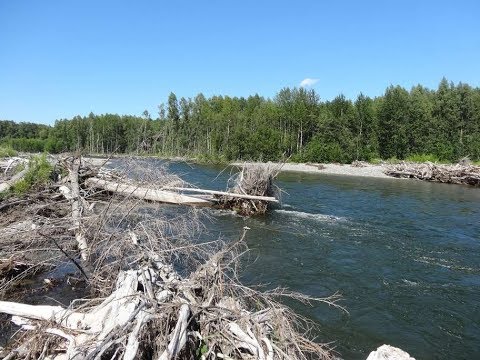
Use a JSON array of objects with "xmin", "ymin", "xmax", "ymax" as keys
[{"xmin": 1, "ymin": 0, "xmax": 479, "ymax": 125}]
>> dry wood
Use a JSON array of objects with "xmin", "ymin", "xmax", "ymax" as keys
[
  {"xmin": 158, "ymin": 303, "xmax": 190, "ymax": 360},
  {"xmin": 66, "ymin": 159, "xmax": 89, "ymax": 262},
  {"xmin": 0, "ymin": 220, "xmax": 341, "ymax": 360},
  {"xmin": 85, "ymin": 177, "xmax": 213, "ymax": 206},
  {"xmin": 0, "ymin": 258, "xmax": 34, "ymax": 280},
  {"xmin": 2, "ymin": 158, "xmax": 18, "ymax": 174},
  {"xmin": 385, "ymin": 162, "xmax": 480, "ymax": 186},
  {"xmin": 161, "ymin": 186, "xmax": 279, "ymax": 203}
]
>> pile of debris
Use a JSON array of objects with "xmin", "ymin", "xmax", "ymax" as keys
[
  {"xmin": 385, "ymin": 161, "xmax": 480, "ymax": 186},
  {"xmin": 0, "ymin": 155, "xmax": 340, "ymax": 360},
  {"xmin": 217, "ymin": 163, "xmax": 281, "ymax": 216},
  {"xmin": 0, "ymin": 231, "xmax": 341, "ymax": 359}
]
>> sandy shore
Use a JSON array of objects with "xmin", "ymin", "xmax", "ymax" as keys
[{"xmin": 232, "ymin": 161, "xmax": 392, "ymax": 179}]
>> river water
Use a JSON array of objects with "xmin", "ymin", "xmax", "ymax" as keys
[{"xmin": 161, "ymin": 161, "xmax": 480, "ymax": 360}]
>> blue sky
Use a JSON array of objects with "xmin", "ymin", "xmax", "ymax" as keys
[{"xmin": 1, "ymin": 0, "xmax": 479, "ymax": 124}]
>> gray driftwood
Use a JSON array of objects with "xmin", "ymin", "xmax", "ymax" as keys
[
  {"xmin": 85, "ymin": 177, "xmax": 214, "ymax": 206},
  {"xmin": 161, "ymin": 186, "xmax": 279, "ymax": 203}
]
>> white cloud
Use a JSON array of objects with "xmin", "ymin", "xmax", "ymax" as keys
[{"xmin": 299, "ymin": 78, "xmax": 319, "ymax": 87}]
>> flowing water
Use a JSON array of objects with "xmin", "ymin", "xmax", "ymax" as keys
[{"xmin": 161, "ymin": 160, "xmax": 480, "ymax": 360}]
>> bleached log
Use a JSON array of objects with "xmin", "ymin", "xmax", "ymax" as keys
[
  {"xmin": 227, "ymin": 322, "xmax": 266, "ymax": 360},
  {"xmin": 67, "ymin": 160, "xmax": 89, "ymax": 262},
  {"xmin": 158, "ymin": 304, "xmax": 190, "ymax": 360},
  {"xmin": 3, "ymin": 158, "xmax": 16, "ymax": 174},
  {"xmin": 0, "ymin": 301, "xmax": 85, "ymax": 329},
  {"xmin": 0, "ymin": 270, "xmax": 145, "ymax": 359},
  {"xmin": 0, "ymin": 270, "xmax": 139, "ymax": 331},
  {"xmin": 161, "ymin": 186, "xmax": 279, "ymax": 203},
  {"xmin": 94, "ymin": 270, "xmax": 140, "ymax": 340},
  {"xmin": 85, "ymin": 177, "xmax": 213, "ymax": 206},
  {"xmin": 124, "ymin": 311, "xmax": 151, "ymax": 360},
  {"xmin": 1, "ymin": 157, "xmax": 27, "ymax": 173}
]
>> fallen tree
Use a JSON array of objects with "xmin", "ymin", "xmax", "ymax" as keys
[
  {"xmin": 85, "ymin": 177, "xmax": 214, "ymax": 206},
  {"xmin": 385, "ymin": 161, "xmax": 480, "ymax": 186},
  {"xmin": 83, "ymin": 164, "xmax": 281, "ymax": 214},
  {"xmin": 160, "ymin": 186, "xmax": 279, "ymax": 203}
]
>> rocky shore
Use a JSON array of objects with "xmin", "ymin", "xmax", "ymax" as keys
[{"xmin": 232, "ymin": 161, "xmax": 392, "ymax": 179}]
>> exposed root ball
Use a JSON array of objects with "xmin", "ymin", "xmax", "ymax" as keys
[{"xmin": 217, "ymin": 163, "xmax": 281, "ymax": 216}]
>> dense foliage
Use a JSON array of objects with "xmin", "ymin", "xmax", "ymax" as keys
[{"xmin": 1, "ymin": 78, "xmax": 480, "ymax": 162}]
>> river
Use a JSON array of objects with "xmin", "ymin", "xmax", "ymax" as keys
[{"xmin": 157, "ymin": 160, "xmax": 480, "ymax": 360}]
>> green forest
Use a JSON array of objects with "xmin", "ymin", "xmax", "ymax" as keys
[{"xmin": 2, "ymin": 78, "xmax": 480, "ymax": 163}]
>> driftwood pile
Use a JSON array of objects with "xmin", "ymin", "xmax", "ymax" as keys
[
  {"xmin": 0, "ymin": 231, "xmax": 340, "ymax": 360},
  {"xmin": 217, "ymin": 163, "xmax": 281, "ymax": 216},
  {"xmin": 0, "ymin": 156, "xmax": 340, "ymax": 360},
  {"xmin": 385, "ymin": 161, "xmax": 480, "ymax": 186}
]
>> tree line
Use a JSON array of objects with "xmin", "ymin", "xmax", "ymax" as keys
[{"xmin": 1, "ymin": 78, "xmax": 480, "ymax": 163}]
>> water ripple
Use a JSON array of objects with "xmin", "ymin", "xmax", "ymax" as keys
[{"xmin": 275, "ymin": 209, "xmax": 347, "ymax": 223}]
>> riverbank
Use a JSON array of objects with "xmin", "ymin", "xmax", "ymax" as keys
[
  {"xmin": 232, "ymin": 161, "xmax": 392, "ymax": 179},
  {"xmin": 82, "ymin": 154, "xmax": 480, "ymax": 185}
]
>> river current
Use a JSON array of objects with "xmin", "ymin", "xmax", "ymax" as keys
[{"xmin": 157, "ymin": 160, "xmax": 480, "ymax": 360}]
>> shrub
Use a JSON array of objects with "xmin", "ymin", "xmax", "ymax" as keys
[
  {"xmin": 368, "ymin": 158, "xmax": 382, "ymax": 165},
  {"xmin": 405, "ymin": 154, "xmax": 440, "ymax": 163},
  {"xmin": 385, "ymin": 156, "xmax": 400, "ymax": 164},
  {"xmin": 196, "ymin": 153, "xmax": 228, "ymax": 165},
  {"xmin": 300, "ymin": 139, "xmax": 349, "ymax": 163},
  {"xmin": 6, "ymin": 138, "xmax": 48, "ymax": 152},
  {"xmin": 0, "ymin": 145, "xmax": 17, "ymax": 158},
  {"xmin": 12, "ymin": 154, "xmax": 53, "ymax": 195}
]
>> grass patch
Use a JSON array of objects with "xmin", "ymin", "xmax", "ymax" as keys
[
  {"xmin": 0, "ymin": 145, "xmax": 18, "ymax": 158},
  {"xmin": 384, "ymin": 156, "xmax": 401, "ymax": 164},
  {"xmin": 405, "ymin": 154, "xmax": 440, "ymax": 163}
]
